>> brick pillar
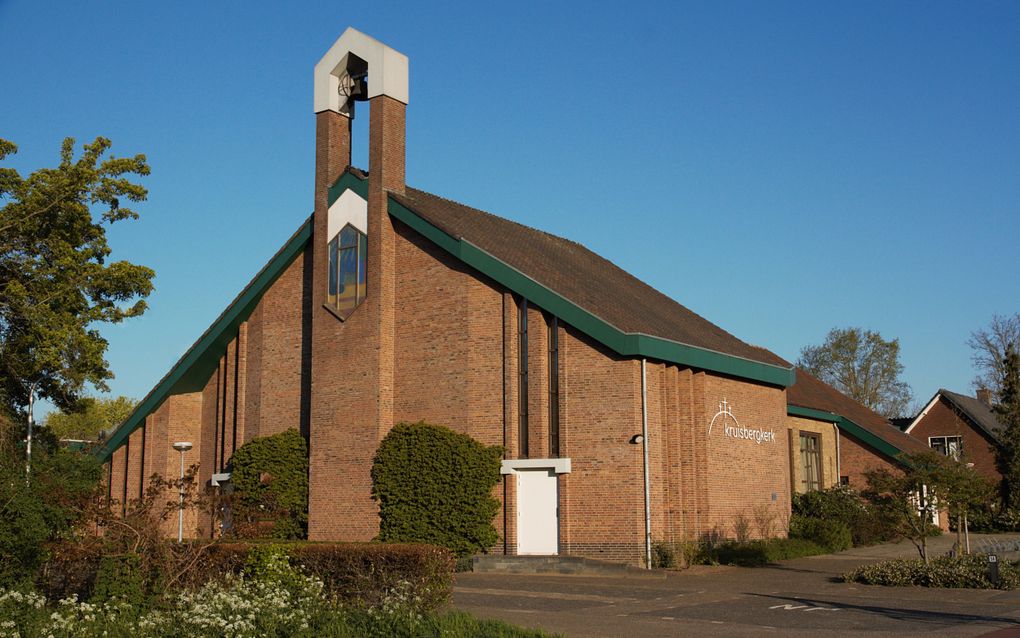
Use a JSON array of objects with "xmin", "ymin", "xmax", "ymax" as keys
[
  {"xmin": 368, "ymin": 95, "xmax": 405, "ymax": 195},
  {"xmin": 368, "ymin": 94, "xmax": 403, "ymax": 441},
  {"xmin": 308, "ymin": 95, "xmax": 403, "ymax": 541}
]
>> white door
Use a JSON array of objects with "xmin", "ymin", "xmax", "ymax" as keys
[{"xmin": 517, "ymin": 469, "xmax": 559, "ymax": 555}]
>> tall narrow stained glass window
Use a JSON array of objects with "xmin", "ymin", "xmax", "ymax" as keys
[
  {"xmin": 548, "ymin": 314, "xmax": 560, "ymax": 458},
  {"xmin": 519, "ymin": 298, "xmax": 529, "ymax": 458},
  {"xmin": 326, "ymin": 224, "xmax": 367, "ymax": 318}
]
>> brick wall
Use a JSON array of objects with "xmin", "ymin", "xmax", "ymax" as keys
[
  {"xmin": 701, "ymin": 375, "xmax": 790, "ymax": 540},
  {"xmin": 391, "ymin": 221, "xmax": 502, "ymax": 440},
  {"xmin": 559, "ymin": 327, "xmax": 644, "ymax": 563},
  {"xmin": 243, "ymin": 253, "xmax": 312, "ymax": 441},
  {"xmin": 838, "ymin": 431, "xmax": 900, "ymax": 490}
]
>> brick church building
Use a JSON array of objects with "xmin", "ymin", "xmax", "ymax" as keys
[{"xmin": 100, "ymin": 28, "xmax": 812, "ymax": 565}]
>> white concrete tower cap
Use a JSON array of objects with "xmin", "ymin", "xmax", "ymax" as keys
[{"xmin": 313, "ymin": 27, "xmax": 409, "ymax": 115}]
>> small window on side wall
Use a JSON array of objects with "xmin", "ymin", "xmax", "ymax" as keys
[
  {"xmin": 929, "ymin": 435, "xmax": 963, "ymax": 461},
  {"xmin": 326, "ymin": 224, "xmax": 367, "ymax": 319}
]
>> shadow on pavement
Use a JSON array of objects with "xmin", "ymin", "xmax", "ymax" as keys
[{"xmin": 747, "ymin": 593, "xmax": 1020, "ymax": 627}]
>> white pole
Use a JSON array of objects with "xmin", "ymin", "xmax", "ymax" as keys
[
  {"xmin": 25, "ymin": 383, "xmax": 36, "ymax": 483},
  {"xmin": 641, "ymin": 358, "xmax": 651, "ymax": 569},
  {"xmin": 832, "ymin": 422, "xmax": 841, "ymax": 486},
  {"xmin": 964, "ymin": 512, "xmax": 970, "ymax": 555},
  {"xmin": 177, "ymin": 448, "xmax": 186, "ymax": 543}
]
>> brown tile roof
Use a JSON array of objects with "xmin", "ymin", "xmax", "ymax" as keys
[
  {"xmin": 389, "ymin": 185, "xmax": 787, "ymax": 369},
  {"xmin": 788, "ymin": 367, "xmax": 931, "ymax": 455}
]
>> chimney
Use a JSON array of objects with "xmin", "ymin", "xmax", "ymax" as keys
[{"xmin": 977, "ymin": 388, "xmax": 994, "ymax": 407}]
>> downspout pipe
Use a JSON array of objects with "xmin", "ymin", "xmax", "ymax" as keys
[
  {"xmin": 641, "ymin": 358, "xmax": 651, "ymax": 569},
  {"xmin": 833, "ymin": 421, "xmax": 841, "ymax": 486}
]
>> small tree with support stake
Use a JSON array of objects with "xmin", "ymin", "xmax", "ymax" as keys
[{"xmin": 863, "ymin": 451, "xmax": 991, "ymax": 563}]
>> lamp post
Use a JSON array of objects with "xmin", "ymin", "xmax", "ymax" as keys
[
  {"xmin": 25, "ymin": 381, "xmax": 38, "ymax": 484},
  {"xmin": 172, "ymin": 442, "xmax": 193, "ymax": 543}
]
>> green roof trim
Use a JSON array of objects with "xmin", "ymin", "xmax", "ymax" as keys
[
  {"xmin": 385, "ymin": 194, "xmax": 794, "ymax": 388},
  {"xmin": 328, "ymin": 171, "xmax": 368, "ymax": 203},
  {"xmin": 95, "ymin": 218, "xmax": 313, "ymax": 463},
  {"xmin": 787, "ymin": 404, "xmax": 840, "ymax": 423},
  {"xmin": 788, "ymin": 404, "xmax": 906, "ymax": 464}
]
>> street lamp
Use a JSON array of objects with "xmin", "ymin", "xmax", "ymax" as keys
[{"xmin": 172, "ymin": 442, "xmax": 193, "ymax": 543}]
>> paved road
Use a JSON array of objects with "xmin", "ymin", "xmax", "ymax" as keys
[{"xmin": 453, "ymin": 534, "xmax": 1020, "ymax": 637}]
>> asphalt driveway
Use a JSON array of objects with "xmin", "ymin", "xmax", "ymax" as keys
[{"xmin": 453, "ymin": 534, "xmax": 1020, "ymax": 637}]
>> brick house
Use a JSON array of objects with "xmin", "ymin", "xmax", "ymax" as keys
[
  {"xmin": 98, "ymin": 28, "xmax": 808, "ymax": 565},
  {"xmin": 905, "ymin": 389, "xmax": 1004, "ymax": 486}
]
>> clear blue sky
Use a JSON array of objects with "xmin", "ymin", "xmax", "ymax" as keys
[{"xmin": 2, "ymin": 1, "xmax": 1018, "ymax": 417}]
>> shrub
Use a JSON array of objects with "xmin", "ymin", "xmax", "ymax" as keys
[
  {"xmin": 732, "ymin": 511, "xmax": 752, "ymax": 542},
  {"xmin": 92, "ymin": 553, "xmax": 145, "ymax": 606},
  {"xmin": 793, "ymin": 485, "xmax": 861, "ymax": 520},
  {"xmin": 714, "ymin": 538, "xmax": 827, "ymax": 566},
  {"xmin": 652, "ymin": 539, "xmax": 714, "ymax": 569},
  {"xmin": 0, "ymin": 446, "xmax": 103, "ymax": 587},
  {"xmin": 652, "ymin": 541, "xmax": 678, "ymax": 569},
  {"xmin": 845, "ymin": 554, "xmax": 1020, "ymax": 589},
  {"xmin": 196, "ymin": 542, "xmax": 455, "ymax": 613},
  {"xmin": 0, "ymin": 581, "xmax": 559, "ymax": 638},
  {"xmin": 789, "ymin": 515, "xmax": 852, "ymax": 552},
  {"xmin": 793, "ymin": 485, "xmax": 894, "ymax": 546},
  {"xmin": 229, "ymin": 428, "xmax": 308, "ymax": 539},
  {"xmin": 372, "ymin": 421, "xmax": 503, "ymax": 557},
  {"xmin": 36, "ymin": 540, "xmax": 103, "ymax": 602}
]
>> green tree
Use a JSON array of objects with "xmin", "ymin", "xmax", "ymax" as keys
[
  {"xmin": 863, "ymin": 451, "xmax": 988, "ymax": 563},
  {"xmin": 44, "ymin": 395, "xmax": 137, "ymax": 442},
  {"xmin": 798, "ymin": 327, "xmax": 913, "ymax": 418},
  {"xmin": 938, "ymin": 455, "xmax": 995, "ymax": 552},
  {"xmin": 995, "ymin": 344, "xmax": 1020, "ymax": 509},
  {"xmin": 0, "ymin": 137, "xmax": 153, "ymax": 419},
  {"xmin": 372, "ymin": 422, "xmax": 503, "ymax": 557},
  {"xmin": 0, "ymin": 437, "xmax": 103, "ymax": 586}
]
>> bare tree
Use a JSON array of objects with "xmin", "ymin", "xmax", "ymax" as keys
[{"xmin": 968, "ymin": 313, "xmax": 1020, "ymax": 396}]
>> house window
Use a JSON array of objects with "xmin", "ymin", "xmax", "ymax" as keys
[
  {"xmin": 800, "ymin": 432, "xmax": 822, "ymax": 492},
  {"xmin": 548, "ymin": 315, "xmax": 560, "ymax": 458},
  {"xmin": 929, "ymin": 435, "xmax": 963, "ymax": 460},
  {"xmin": 518, "ymin": 298, "xmax": 529, "ymax": 458},
  {"xmin": 327, "ymin": 224, "xmax": 367, "ymax": 318}
]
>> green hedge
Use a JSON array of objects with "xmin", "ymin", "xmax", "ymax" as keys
[
  {"xmin": 789, "ymin": 515, "xmax": 852, "ymax": 552},
  {"xmin": 714, "ymin": 538, "xmax": 828, "ymax": 567},
  {"xmin": 229, "ymin": 428, "xmax": 308, "ymax": 539},
  {"xmin": 844, "ymin": 554, "xmax": 1020, "ymax": 589},
  {"xmin": 37, "ymin": 541, "xmax": 455, "ymax": 612},
  {"xmin": 372, "ymin": 422, "xmax": 503, "ymax": 557}
]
